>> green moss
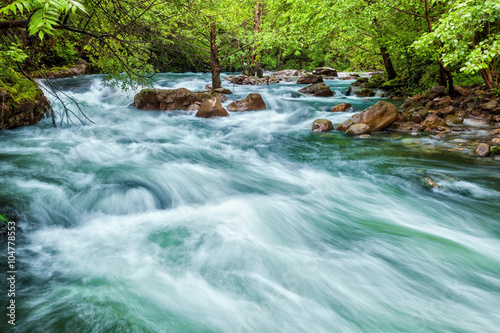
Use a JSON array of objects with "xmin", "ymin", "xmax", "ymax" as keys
[
  {"xmin": 0, "ymin": 214, "xmax": 8, "ymax": 223},
  {"xmin": 0, "ymin": 67, "xmax": 42, "ymax": 107},
  {"xmin": 490, "ymin": 146, "xmax": 500, "ymax": 156}
]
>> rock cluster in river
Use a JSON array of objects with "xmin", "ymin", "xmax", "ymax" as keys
[
  {"xmin": 298, "ymin": 82, "xmax": 334, "ymax": 97},
  {"xmin": 337, "ymin": 101, "xmax": 398, "ymax": 135},
  {"xmin": 133, "ymin": 88, "xmax": 227, "ymax": 111},
  {"xmin": 195, "ymin": 98, "xmax": 229, "ymax": 118}
]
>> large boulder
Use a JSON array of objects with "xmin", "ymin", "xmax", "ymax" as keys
[
  {"xmin": 351, "ymin": 77, "xmax": 369, "ymax": 86},
  {"xmin": 331, "ymin": 103, "xmax": 352, "ymax": 112},
  {"xmin": 227, "ymin": 93, "xmax": 266, "ymax": 111},
  {"xmin": 195, "ymin": 98, "xmax": 229, "ymax": 118},
  {"xmin": 0, "ymin": 81, "xmax": 50, "ymax": 130},
  {"xmin": 424, "ymin": 85, "xmax": 446, "ymax": 99},
  {"xmin": 420, "ymin": 115, "xmax": 447, "ymax": 131},
  {"xmin": 298, "ymin": 83, "xmax": 334, "ymax": 97},
  {"xmin": 32, "ymin": 59, "xmax": 89, "ymax": 79},
  {"xmin": 312, "ymin": 67, "xmax": 338, "ymax": 77},
  {"xmin": 312, "ymin": 119, "xmax": 334, "ymax": 132},
  {"xmin": 133, "ymin": 88, "xmax": 227, "ymax": 111},
  {"xmin": 338, "ymin": 101, "xmax": 398, "ymax": 134},
  {"xmin": 297, "ymin": 75, "xmax": 323, "ymax": 84},
  {"xmin": 402, "ymin": 103, "xmax": 428, "ymax": 123}
]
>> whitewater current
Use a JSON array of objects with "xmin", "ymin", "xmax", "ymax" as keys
[{"xmin": 1, "ymin": 72, "xmax": 500, "ymax": 332}]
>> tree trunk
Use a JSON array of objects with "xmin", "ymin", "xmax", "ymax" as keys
[
  {"xmin": 253, "ymin": 1, "xmax": 263, "ymax": 77},
  {"xmin": 480, "ymin": 68, "xmax": 495, "ymax": 89},
  {"xmin": 380, "ymin": 46, "xmax": 397, "ymax": 80},
  {"xmin": 210, "ymin": 21, "xmax": 221, "ymax": 90}
]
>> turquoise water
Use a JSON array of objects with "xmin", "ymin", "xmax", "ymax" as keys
[{"xmin": 1, "ymin": 73, "xmax": 500, "ymax": 332}]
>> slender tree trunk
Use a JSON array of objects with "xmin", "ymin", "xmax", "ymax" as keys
[
  {"xmin": 480, "ymin": 68, "xmax": 495, "ymax": 89},
  {"xmin": 210, "ymin": 21, "xmax": 221, "ymax": 89},
  {"xmin": 380, "ymin": 46, "xmax": 397, "ymax": 80},
  {"xmin": 253, "ymin": 1, "xmax": 263, "ymax": 77}
]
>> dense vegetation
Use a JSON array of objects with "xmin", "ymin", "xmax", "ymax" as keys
[{"xmin": 0, "ymin": 0, "xmax": 499, "ymax": 94}]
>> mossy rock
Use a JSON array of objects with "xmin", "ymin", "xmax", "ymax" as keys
[
  {"xmin": 382, "ymin": 78, "xmax": 404, "ymax": 88},
  {"xmin": 0, "ymin": 207, "xmax": 18, "ymax": 235},
  {"xmin": 351, "ymin": 77, "xmax": 369, "ymax": 86},
  {"xmin": 1, "ymin": 69, "xmax": 50, "ymax": 130},
  {"xmin": 490, "ymin": 146, "xmax": 500, "ymax": 156}
]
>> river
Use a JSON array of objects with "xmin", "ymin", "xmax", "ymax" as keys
[{"xmin": 1, "ymin": 72, "xmax": 500, "ymax": 332}]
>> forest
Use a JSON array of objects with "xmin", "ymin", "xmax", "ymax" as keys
[{"xmin": 1, "ymin": 0, "xmax": 498, "ymax": 96}]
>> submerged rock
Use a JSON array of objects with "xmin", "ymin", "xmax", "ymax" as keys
[
  {"xmin": 227, "ymin": 93, "xmax": 266, "ymax": 111},
  {"xmin": 331, "ymin": 103, "xmax": 352, "ymax": 112},
  {"xmin": 133, "ymin": 88, "xmax": 227, "ymax": 111},
  {"xmin": 195, "ymin": 98, "xmax": 229, "ymax": 118},
  {"xmin": 312, "ymin": 119, "xmax": 334, "ymax": 132},
  {"xmin": 298, "ymin": 83, "xmax": 334, "ymax": 97},
  {"xmin": 423, "ymin": 177, "xmax": 440, "ymax": 189},
  {"xmin": 354, "ymin": 88, "xmax": 376, "ymax": 98}
]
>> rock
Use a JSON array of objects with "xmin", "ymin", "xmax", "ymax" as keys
[
  {"xmin": 312, "ymin": 119, "xmax": 334, "ymax": 132},
  {"xmin": 272, "ymin": 69, "xmax": 306, "ymax": 78},
  {"xmin": 337, "ymin": 119, "xmax": 355, "ymax": 131},
  {"xmin": 490, "ymin": 146, "xmax": 500, "ymax": 156},
  {"xmin": 482, "ymin": 100, "xmax": 499, "ymax": 111},
  {"xmin": 402, "ymin": 103, "xmax": 428, "ymax": 123},
  {"xmin": 205, "ymin": 84, "xmax": 232, "ymax": 94},
  {"xmin": 312, "ymin": 67, "xmax": 338, "ymax": 76},
  {"xmin": 195, "ymin": 98, "xmax": 229, "ymax": 118},
  {"xmin": 338, "ymin": 101, "xmax": 398, "ymax": 133},
  {"xmin": 424, "ymin": 85, "xmax": 446, "ymax": 99},
  {"xmin": 331, "ymin": 103, "xmax": 352, "ymax": 112},
  {"xmin": 490, "ymin": 138, "xmax": 500, "ymax": 146},
  {"xmin": 225, "ymin": 75, "xmax": 277, "ymax": 85},
  {"xmin": 32, "ymin": 60, "xmax": 89, "ymax": 79},
  {"xmin": 298, "ymin": 83, "xmax": 334, "ymax": 97},
  {"xmin": 389, "ymin": 121, "xmax": 422, "ymax": 132},
  {"xmin": 351, "ymin": 77, "xmax": 369, "ymax": 86},
  {"xmin": 435, "ymin": 96, "xmax": 452, "ymax": 109},
  {"xmin": 491, "ymin": 129, "xmax": 500, "ymax": 135},
  {"xmin": 470, "ymin": 143, "xmax": 490, "ymax": 157},
  {"xmin": 454, "ymin": 85, "xmax": 469, "ymax": 97},
  {"xmin": 445, "ymin": 114, "xmax": 464, "ymax": 125},
  {"xmin": 297, "ymin": 75, "xmax": 324, "ymax": 84},
  {"xmin": 436, "ymin": 106, "xmax": 456, "ymax": 117},
  {"xmin": 0, "ymin": 81, "xmax": 50, "ymax": 130},
  {"xmin": 227, "ymin": 93, "xmax": 266, "ymax": 111},
  {"xmin": 381, "ymin": 78, "xmax": 403, "ymax": 88},
  {"xmin": 354, "ymin": 88, "xmax": 376, "ymax": 98},
  {"xmin": 423, "ymin": 177, "xmax": 440, "ymax": 189},
  {"xmin": 346, "ymin": 123, "xmax": 371, "ymax": 136},
  {"xmin": 134, "ymin": 88, "xmax": 227, "ymax": 111},
  {"xmin": 340, "ymin": 76, "xmax": 360, "ymax": 80},
  {"xmin": 420, "ymin": 115, "xmax": 447, "ymax": 131}
]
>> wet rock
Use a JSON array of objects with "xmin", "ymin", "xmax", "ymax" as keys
[
  {"xmin": 436, "ymin": 106, "xmax": 456, "ymax": 117},
  {"xmin": 339, "ymin": 101, "xmax": 398, "ymax": 133},
  {"xmin": 490, "ymin": 138, "xmax": 500, "ymax": 145},
  {"xmin": 205, "ymin": 84, "xmax": 232, "ymax": 94},
  {"xmin": 424, "ymin": 85, "xmax": 446, "ymax": 99},
  {"xmin": 225, "ymin": 75, "xmax": 278, "ymax": 85},
  {"xmin": 435, "ymin": 96, "xmax": 452, "ymax": 109},
  {"xmin": 32, "ymin": 60, "xmax": 89, "ymax": 79},
  {"xmin": 420, "ymin": 115, "xmax": 447, "ymax": 131},
  {"xmin": 490, "ymin": 129, "xmax": 500, "ymax": 135},
  {"xmin": 272, "ymin": 69, "xmax": 306, "ymax": 78},
  {"xmin": 346, "ymin": 123, "xmax": 370, "ymax": 136},
  {"xmin": 337, "ymin": 119, "xmax": 355, "ymax": 132},
  {"xmin": 331, "ymin": 103, "xmax": 352, "ymax": 112},
  {"xmin": 312, "ymin": 67, "xmax": 338, "ymax": 76},
  {"xmin": 402, "ymin": 103, "xmax": 428, "ymax": 123},
  {"xmin": 389, "ymin": 121, "xmax": 421, "ymax": 132},
  {"xmin": 470, "ymin": 143, "xmax": 490, "ymax": 157},
  {"xmin": 297, "ymin": 75, "xmax": 323, "ymax": 84},
  {"xmin": 134, "ymin": 88, "xmax": 227, "ymax": 111},
  {"xmin": 490, "ymin": 146, "xmax": 500, "ymax": 156},
  {"xmin": 351, "ymin": 77, "xmax": 369, "ymax": 86},
  {"xmin": 340, "ymin": 76, "xmax": 360, "ymax": 80},
  {"xmin": 312, "ymin": 119, "xmax": 334, "ymax": 132},
  {"xmin": 195, "ymin": 98, "xmax": 229, "ymax": 118},
  {"xmin": 354, "ymin": 88, "xmax": 376, "ymax": 98},
  {"xmin": 445, "ymin": 114, "xmax": 464, "ymax": 125},
  {"xmin": 298, "ymin": 83, "xmax": 334, "ymax": 97},
  {"xmin": 482, "ymin": 100, "xmax": 498, "ymax": 111},
  {"xmin": 227, "ymin": 93, "xmax": 266, "ymax": 111},
  {"xmin": 423, "ymin": 177, "xmax": 440, "ymax": 189}
]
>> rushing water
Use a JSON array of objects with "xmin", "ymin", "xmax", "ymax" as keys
[{"xmin": 1, "ymin": 73, "xmax": 500, "ymax": 333}]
